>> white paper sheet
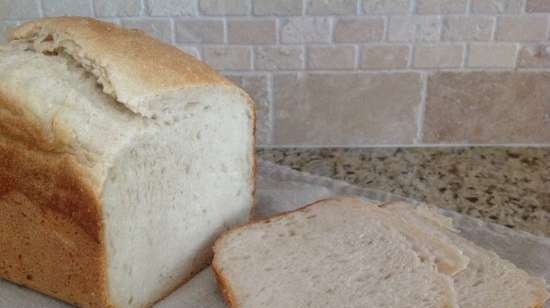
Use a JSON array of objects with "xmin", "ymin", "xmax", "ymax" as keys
[{"xmin": 2, "ymin": 160, "xmax": 549, "ymax": 307}]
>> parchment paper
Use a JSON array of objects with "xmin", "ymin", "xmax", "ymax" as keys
[{"xmin": 1, "ymin": 160, "xmax": 549, "ymax": 307}]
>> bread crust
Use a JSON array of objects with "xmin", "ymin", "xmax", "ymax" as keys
[
  {"xmin": 10, "ymin": 17, "xmax": 228, "ymax": 92},
  {"xmin": 212, "ymin": 261, "xmax": 239, "ymax": 308},
  {"xmin": 0, "ymin": 92, "xmax": 111, "ymax": 307}
]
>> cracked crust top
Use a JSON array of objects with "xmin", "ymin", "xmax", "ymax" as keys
[{"xmin": 10, "ymin": 17, "xmax": 232, "ymax": 114}]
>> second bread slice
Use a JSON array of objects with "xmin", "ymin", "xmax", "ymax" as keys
[{"xmin": 383, "ymin": 202, "xmax": 549, "ymax": 308}]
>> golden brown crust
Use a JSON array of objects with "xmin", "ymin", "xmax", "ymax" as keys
[
  {"xmin": 0, "ymin": 94, "xmax": 109, "ymax": 307},
  {"xmin": 212, "ymin": 262, "xmax": 239, "ymax": 308},
  {"xmin": 10, "ymin": 17, "xmax": 230, "ymax": 102},
  {"xmin": 0, "ymin": 94, "xmax": 102, "ymax": 241},
  {"xmin": 0, "ymin": 193, "xmax": 111, "ymax": 308}
]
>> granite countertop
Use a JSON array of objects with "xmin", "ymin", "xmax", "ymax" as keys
[{"xmin": 258, "ymin": 147, "xmax": 550, "ymax": 237}]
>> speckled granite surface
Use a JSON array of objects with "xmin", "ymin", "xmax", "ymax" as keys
[{"xmin": 257, "ymin": 147, "xmax": 550, "ymax": 237}]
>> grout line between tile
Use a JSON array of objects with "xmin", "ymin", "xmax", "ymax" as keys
[
  {"xmin": 408, "ymin": 43, "xmax": 415, "ymax": 68},
  {"xmin": 140, "ymin": 0, "xmax": 146, "ymax": 16},
  {"xmin": 169, "ymin": 18, "xmax": 175, "ymax": 44},
  {"xmin": 382, "ymin": 15, "xmax": 389, "ymax": 41},
  {"xmin": 275, "ymin": 18, "xmax": 280, "ymax": 44},
  {"xmin": 462, "ymin": 43, "xmax": 469, "ymax": 67},
  {"xmin": 354, "ymin": 44, "xmax": 360, "ymax": 69},
  {"xmin": 37, "ymin": 0, "xmax": 44, "ymax": 17},
  {"xmin": 267, "ymin": 73, "xmax": 275, "ymax": 145},
  {"xmin": 465, "ymin": 0, "xmax": 472, "ymax": 15},
  {"xmin": 513, "ymin": 42, "xmax": 521, "ymax": 69},
  {"xmin": 491, "ymin": 16, "xmax": 498, "ymax": 41},
  {"xmin": 415, "ymin": 72, "xmax": 428, "ymax": 144},
  {"xmin": 223, "ymin": 15, "xmax": 228, "ymax": 44},
  {"xmin": 90, "ymin": 0, "xmax": 96, "ymax": 16}
]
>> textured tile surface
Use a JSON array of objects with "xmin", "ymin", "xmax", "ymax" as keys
[
  {"xmin": 424, "ymin": 72, "xmax": 550, "ymax": 143},
  {"xmin": 258, "ymin": 147, "xmax": 550, "ymax": 236},
  {"xmin": 307, "ymin": 46, "xmax": 356, "ymax": 70},
  {"xmin": 361, "ymin": 45, "xmax": 410, "ymax": 69},
  {"xmin": 517, "ymin": 45, "xmax": 550, "ymax": 68},
  {"xmin": 413, "ymin": 44, "xmax": 464, "ymax": 68},
  {"xmin": 227, "ymin": 19, "xmax": 277, "ymax": 44},
  {"xmin": 334, "ymin": 18, "xmax": 385, "ymax": 43},
  {"xmin": 442, "ymin": 16, "xmax": 494, "ymax": 41},
  {"xmin": 467, "ymin": 43, "xmax": 517, "ymax": 68},
  {"xmin": 273, "ymin": 73, "xmax": 422, "ymax": 145},
  {"xmin": 496, "ymin": 16, "xmax": 548, "ymax": 41}
]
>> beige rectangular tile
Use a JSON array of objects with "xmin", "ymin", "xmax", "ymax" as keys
[
  {"xmin": 517, "ymin": 44, "xmax": 550, "ymax": 68},
  {"xmin": 307, "ymin": 0, "xmax": 357, "ymax": 15},
  {"xmin": 307, "ymin": 46, "xmax": 356, "ymax": 70},
  {"xmin": 253, "ymin": 0, "xmax": 302, "ymax": 15},
  {"xmin": 255, "ymin": 46, "xmax": 304, "ymax": 70},
  {"xmin": 145, "ymin": 0, "xmax": 197, "ymax": 16},
  {"xmin": 496, "ymin": 16, "xmax": 548, "ymax": 41},
  {"xmin": 414, "ymin": 45, "xmax": 464, "ymax": 68},
  {"xmin": 467, "ymin": 43, "xmax": 516, "ymax": 68},
  {"xmin": 442, "ymin": 16, "xmax": 494, "ymax": 41},
  {"xmin": 362, "ymin": 0, "xmax": 411, "ymax": 14},
  {"xmin": 0, "ymin": 0, "xmax": 40, "ymax": 19},
  {"xmin": 526, "ymin": 0, "xmax": 550, "ymax": 12},
  {"xmin": 471, "ymin": 0, "xmax": 524, "ymax": 13},
  {"xmin": 227, "ymin": 19, "xmax": 276, "ymax": 44},
  {"xmin": 43, "ymin": 0, "xmax": 93, "ymax": 17},
  {"xmin": 203, "ymin": 46, "xmax": 252, "ymax": 70},
  {"xmin": 416, "ymin": 0, "xmax": 467, "ymax": 14},
  {"xmin": 273, "ymin": 73, "xmax": 421, "ymax": 145},
  {"xmin": 334, "ymin": 18, "xmax": 385, "ymax": 43},
  {"xmin": 424, "ymin": 72, "xmax": 550, "ymax": 143},
  {"xmin": 280, "ymin": 17, "xmax": 331, "ymax": 43},
  {"xmin": 199, "ymin": 0, "xmax": 250, "ymax": 15},
  {"xmin": 389, "ymin": 16, "xmax": 441, "ymax": 42},
  {"xmin": 361, "ymin": 45, "xmax": 410, "ymax": 69}
]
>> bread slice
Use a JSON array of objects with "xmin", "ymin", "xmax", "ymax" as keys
[
  {"xmin": 212, "ymin": 197, "xmax": 458, "ymax": 308},
  {"xmin": 358, "ymin": 203, "xmax": 469, "ymax": 275},
  {"xmin": 0, "ymin": 18, "xmax": 255, "ymax": 308},
  {"xmin": 384, "ymin": 202, "xmax": 550, "ymax": 308}
]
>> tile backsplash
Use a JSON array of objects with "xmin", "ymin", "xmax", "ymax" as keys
[{"xmin": 2, "ymin": 0, "xmax": 550, "ymax": 146}]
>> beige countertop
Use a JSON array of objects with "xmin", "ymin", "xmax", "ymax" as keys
[{"xmin": 258, "ymin": 147, "xmax": 550, "ymax": 237}]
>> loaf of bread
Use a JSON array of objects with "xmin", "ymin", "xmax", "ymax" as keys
[
  {"xmin": 0, "ymin": 17, "xmax": 255, "ymax": 308},
  {"xmin": 213, "ymin": 197, "xmax": 549, "ymax": 308}
]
